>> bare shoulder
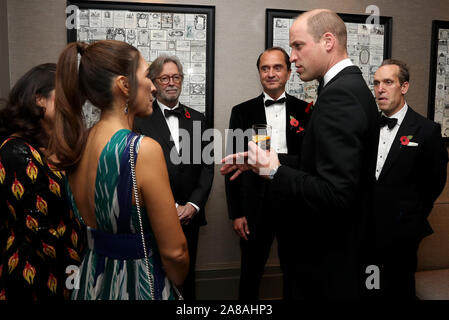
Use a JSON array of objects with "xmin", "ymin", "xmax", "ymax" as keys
[{"xmin": 137, "ymin": 136, "xmax": 164, "ymax": 161}]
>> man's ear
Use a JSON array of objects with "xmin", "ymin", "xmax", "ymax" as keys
[
  {"xmin": 401, "ymin": 81, "xmax": 410, "ymax": 95},
  {"xmin": 321, "ymin": 32, "xmax": 336, "ymax": 52},
  {"xmin": 115, "ymin": 75, "xmax": 129, "ymax": 97}
]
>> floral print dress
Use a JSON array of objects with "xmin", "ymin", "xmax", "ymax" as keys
[{"xmin": 0, "ymin": 137, "xmax": 85, "ymax": 300}]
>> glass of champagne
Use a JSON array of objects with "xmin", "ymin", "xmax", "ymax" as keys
[{"xmin": 252, "ymin": 124, "xmax": 271, "ymax": 150}]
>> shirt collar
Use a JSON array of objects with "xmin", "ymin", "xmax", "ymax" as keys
[
  {"xmin": 323, "ymin": 58, "xmax": 353, "ymax": 86},
  {"xmin": 382, "ymin": 102, "xmax": 408, "ymax": 126},
  {"xmin": 263, "ymin": 91, "xmax": 286, "ymax": 102},
  {"xmin": 157, "ymin": 99, "xmax": 180, "ymax": 112}
]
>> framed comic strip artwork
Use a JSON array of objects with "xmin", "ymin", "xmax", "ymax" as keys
[
  {"xmin": 428, "ymin": 20, "xmax": 449, "ymax": 141},
  {"xmin": 66, "ymin": 1, "xmax": 215, "ymax": 128},
  {"xmin": 266, "ymin": 9, "xmax": 392, "ymax": 103}
]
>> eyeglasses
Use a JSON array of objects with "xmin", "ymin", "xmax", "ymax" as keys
[{"xmin": 156, "ymin": 74, "xmax": 183, "ymax": 84}]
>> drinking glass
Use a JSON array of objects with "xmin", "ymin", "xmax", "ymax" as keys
[{"xmin": 252, "ymin": 124, "xmax": 271, "ymax": 150}]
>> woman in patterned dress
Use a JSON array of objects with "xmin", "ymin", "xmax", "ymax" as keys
[
  {"xmin": 0, "ymin": 63, "xmax": 85, "ymax": 300},
  {"xmin": 48, "ymin": 40, "xmax": 189, "ymax": 300}
]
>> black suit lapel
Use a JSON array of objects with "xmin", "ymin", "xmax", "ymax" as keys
[
  {"xmin": 285, "ymin": 94, "xmax": 298, "ymax": 152},
  {"xmin": 317, "ymin": 79, "xmax": 324, "ymax": 96},
  {"xmin": 178, "ymin": 104, "xmax": 192, "ymax": 132},
  {"xmin": 178, "ymin": 104, "xmax": 193, "ymax": 158},
  {"xmin": 379, "ymin": 108, "xmax": 419, "ymax": 180},
  {"xmin": 152, "ymin": 101, "xmax": 177, "ymax": 152},
  {"xmin": 254, "ymin": 94, "xmax": 268, "ymax": 125}
]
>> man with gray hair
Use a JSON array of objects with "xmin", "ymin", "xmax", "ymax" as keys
[
  {"xmin": 221, "ymin": 9, "xmax": 380, "ymax": 299},
  {"xmin": 134, "ymin": 55, "xmax": 214, "ymax": 300}
]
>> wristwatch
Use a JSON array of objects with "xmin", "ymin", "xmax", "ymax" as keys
[{"xmin": 268, "ymin": 165, "xmax": 280, "ymax": 180}]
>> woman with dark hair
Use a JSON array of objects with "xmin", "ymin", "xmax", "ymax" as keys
[
  {"xmin": 0, "ymin": 63, "xmax": 85, "ymax": 300},
  {"xmin": 49, "ymin": 40, "xmax": 189, "ymax": 300}
]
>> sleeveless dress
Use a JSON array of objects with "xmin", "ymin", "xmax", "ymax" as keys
[{"xmin": 68, "ymin": 129, "xmax": 176, "ymax": 300}]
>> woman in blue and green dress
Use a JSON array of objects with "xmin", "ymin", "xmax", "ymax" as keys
[{"xmin": 48, "ymin": 40, "xmax": 189, "ymax": 300}]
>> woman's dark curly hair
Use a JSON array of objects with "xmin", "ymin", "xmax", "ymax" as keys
[{"xmin": 0, "ymin": 63, "xmax": 56, "ymax": 148}]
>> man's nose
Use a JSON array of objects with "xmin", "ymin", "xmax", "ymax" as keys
[
  {"xmin": 377, "ymin": 83, "xmax": 385, "ymax": 92},
  {"xmin": 289, "ymin": 53, "xmax": 296, "ymax": 63}
]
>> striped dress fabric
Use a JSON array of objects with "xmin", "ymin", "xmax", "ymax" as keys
[{"xmin": 68, "ymin": 129, "xmax": 175, "ymax": 300}]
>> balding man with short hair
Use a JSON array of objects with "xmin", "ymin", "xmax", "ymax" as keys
[
  {"xmin": 222, "ymin": 9, "xmax": 380, "ymax": 299},
  {"xmin": 372, "ymin": 59, "xmax": 447, "ymax": 299},
  {"xmin": 225, "ymin": 47, "xmax": 311, "ymax": 300}
]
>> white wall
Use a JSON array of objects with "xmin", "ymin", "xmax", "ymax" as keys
[{"xmin": 0, "ymin": 0, "xmax": 10, "ymax": 98}]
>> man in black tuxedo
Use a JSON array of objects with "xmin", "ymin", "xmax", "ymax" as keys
[
  {"xmin": 222, "ymin": 9, "xmax": 380, "ymax": 299},
  {"xmin": 134, "ymin": 55, "xmax": 214, "ymax": 300},
  {"xmin": 225, "ymin": 47, "xmax": 311, "ymax": 299},
  {"xmin": 372, "ymin": 59, "xmax": 448, "ymax": 299}
]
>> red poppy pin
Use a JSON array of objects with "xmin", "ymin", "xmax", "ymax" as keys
[
  {"xmin": 305, "ymin": 101, "xmax": 314, "ymax": 114},
  {"xmin": 184, "ymin": 107, "xmax": 191, "ymax": 119},
  {"xmin": 400, "ymin": 135, "xmax": 413, "ymax": 146},
  {"xmin": 290, "ymin": 116, "xmax": 305, "ymax": 134},
  {"xmin": 290, "ymin": 116, "xmax": 299, "ymax": 127}
]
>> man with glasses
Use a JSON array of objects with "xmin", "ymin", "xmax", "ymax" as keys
[{"xmin": 134, "ymin": 55, "xmax": 214, "ymax": 300}]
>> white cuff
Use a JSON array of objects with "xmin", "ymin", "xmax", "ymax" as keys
[{"xmin": 187, "ymin": 202, "xmax": 200, "ymax": 213}]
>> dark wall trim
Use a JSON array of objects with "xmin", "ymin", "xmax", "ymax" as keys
[{"xmin": 196, "ymin": 265, "xmax": 282, "ymax": 300}]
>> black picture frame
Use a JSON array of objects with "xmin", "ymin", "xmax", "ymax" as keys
[
  {"xmin": 66, "ymin": 0, "xmax": 215, "ymax": 128},
  {"xmin": 266, "ymin": 9, "xmax": 392, "ymax": 103},
  {"xmin": 428, "ymin": 20, "xmax": 449, "ymax": 141}
]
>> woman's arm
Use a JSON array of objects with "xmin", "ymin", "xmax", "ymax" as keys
[{"xmin": 136, "ymin": 137, "xmax": 189, "ymax": 286}]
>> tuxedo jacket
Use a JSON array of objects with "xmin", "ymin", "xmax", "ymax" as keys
[
  {"xmin": 271, "ymin": 66, "xmax": 380, "ymax": 298},
  {"xmin": 225, "ymin": 93, "xmax": 310, "ymax": 221},
  {"xmin": 374, "ymin": 106, "xmax": 448, "ymax": 248},
  {"xmin": 133, "ymin": 101, "xmax": 214, "ymax": 226}
]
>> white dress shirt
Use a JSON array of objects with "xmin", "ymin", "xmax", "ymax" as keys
[
  {"xmin": 323, "ymin": 58, "xmax": 354, "ymax": 86},
  {"xmin": 263, "ymin": 92, "xmax": 288, "ymax": 154},
  {"xmin": 375, "ymin": 103, "xmax": 408, "ymax": 180},
  {"xmin": 157, "ymin": 99, "xmax": 200, "ymax": 212}
]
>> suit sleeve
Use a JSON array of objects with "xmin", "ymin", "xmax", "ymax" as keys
[
  {"xmin": 187, "ymin": 114, "xmax": 214, "ymax": 210},
  {"xmin": 224, "ymin": 107, "xmax": 248, "ymax": 220},
  {"xmin": 278, "ymin": 154, "xmax": 300, "ymax": 168},
  {"xmin": 421, "ymin": 123, "xmax": 448, "ymax": 216},
  {"xmin": 272, "ymin": 88, "xmax": 368, "ymax": 214}
]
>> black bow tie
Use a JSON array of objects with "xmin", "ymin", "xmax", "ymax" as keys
[
  {"xmin": 380, "ymin": 115, "xmax": 398, "ymax": 129},
  {"xmin": 164, "ymin": 107, "xmax": 182, "ymax": 118},
  {"xmin": 265, "ymin": 97, "xmax": 286, "ymax": 107}
]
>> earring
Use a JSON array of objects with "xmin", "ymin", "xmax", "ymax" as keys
[{"xmin": 124, "ymin": 101, "xmax": 129, "ymax": 115}]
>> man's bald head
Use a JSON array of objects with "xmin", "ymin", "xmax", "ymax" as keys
[{"xmin": 297, "ymin": 9, "xmax": 347, "ymax": 52}]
